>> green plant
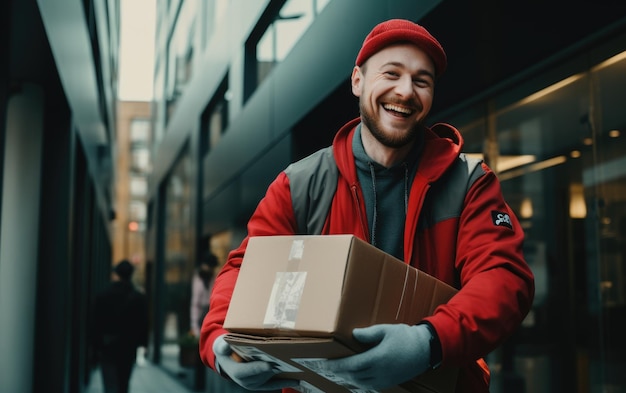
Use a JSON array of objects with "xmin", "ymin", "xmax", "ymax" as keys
[
  {"xmin": 178, "ymin": 332, "xmax": 201, "ymax": 368},
  {"xmin": 177, "ymin": 332, "xmax": 199, "ymax": 348}
]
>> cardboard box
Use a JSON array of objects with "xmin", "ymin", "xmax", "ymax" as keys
[{"xmin": 224, "ymin": 235, "xmax": 458, "ymax": 393}]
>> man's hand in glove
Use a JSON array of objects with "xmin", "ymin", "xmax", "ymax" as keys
[
  {"xmin": 322, "ymin": 323, "xmax": 432, "ymax": 390},
  {"xmin": 213, "ymin": 335, "xmax": 299, "ymax": 391}
]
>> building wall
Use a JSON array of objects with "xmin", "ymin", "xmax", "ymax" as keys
[
  {"xmin": 0, "ymin": 0, "xmax": 120, "ymax": 391},
  {"xmin": 114, "ymin": 101, "xmax": 152, "ymax": 286},
  {"xmin": 0, "ymin": 82, "xmax": 45, "ymax": 393}
]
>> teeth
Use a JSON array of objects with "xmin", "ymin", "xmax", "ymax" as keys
[{"xmin": 384, "ymin": 104, "xmax": 412, "ymax": 115}]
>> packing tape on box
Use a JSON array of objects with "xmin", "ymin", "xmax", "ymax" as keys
[
  {"xmin": 262, "ymin": 239, "xmax": 307, "ymax": 329},
  {"xmin": 286, "ymin": 239, "xmax": 305, "ymax": 271}
]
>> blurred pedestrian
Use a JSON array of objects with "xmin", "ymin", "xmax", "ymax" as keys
[
  {"xmin": 190, "ymin": 251, "xmax": 218, "ymax": 338},
  {"xmin": 93, "ymin": 259, "xmax": 148, "ymax": 393}
]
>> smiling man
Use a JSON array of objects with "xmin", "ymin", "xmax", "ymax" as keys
[{"xmin": 200, "ymin": 19, "xmax": 535, "ymax": 393}]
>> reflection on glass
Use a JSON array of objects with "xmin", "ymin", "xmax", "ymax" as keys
[
  {"xmin": 255, "ymin": 0, "xmax": 330, "ymax": 90},
  {"xmin": 448, "ymin": 50, "xmax": 626, "ymax": 392}
]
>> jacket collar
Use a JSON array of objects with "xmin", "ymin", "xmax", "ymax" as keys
[{"xmin": 332, "ymin": 117, "xmax": 464, "ymax": 185}]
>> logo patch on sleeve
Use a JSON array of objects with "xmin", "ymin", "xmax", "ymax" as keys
[{"xmin": 491, "ymin": 211, "xmax": 513, "ymax": 229}]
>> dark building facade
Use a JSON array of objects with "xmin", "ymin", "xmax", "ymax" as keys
[{"xmin": 1, "ymin": 0, "xmax": 119, "ymax": 392}]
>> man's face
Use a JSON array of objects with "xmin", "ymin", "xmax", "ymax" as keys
[{"xmin": 351, "ymin": 43, "xmax": 435, "ymax": 148}]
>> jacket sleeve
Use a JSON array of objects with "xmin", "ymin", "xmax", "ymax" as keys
[
  {"xmin": 427, "ymin": 163, "xmax": 535, "ymax": 366},
  {"xmin": 199, "ymin": 171, "xmax": 298, "ymax": 370}
]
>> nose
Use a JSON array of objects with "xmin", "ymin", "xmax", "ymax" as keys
[{"xmin": 394, "ymin": 75, "xmax": 414, "ymax": 98}]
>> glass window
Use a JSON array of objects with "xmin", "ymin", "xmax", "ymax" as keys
[
  {"xmin": 128, "ymin": 200, "xmax": 147, "ymax": 222},
  {"xmin": 129, "ymin": 118, "xmax": 153, "ymax": 174},
  {"xmin": 450, "ymin": 50, "xmax": 626, "ymax": 392},
  {"xmin": 257, "ymin": 0, "xmax": 312, "ymax": 64},
  {"xmin": 201, "ymin": 73, "xmax": 230, "ymax": 155},
  {"xmin": 245, "ymin": 0, "xmax": 331, "ymax": 102},
  {"xmin": 153, "ymin": 59, "xmax": 166, "ymax": 146},
  {"xmin": 129, "ymin": 175, "xmax": 148, "ymax": 196},
  {"xmin": 165, "ymin": 0, "xmax": 198, "ymax": 123},
  {"xmin": 130, "ymin": 119, "xmax": 151, "ymax": 143},
  {"xmin": 130, "ymin": 147, "xmax": 151, "ymax": 173}
]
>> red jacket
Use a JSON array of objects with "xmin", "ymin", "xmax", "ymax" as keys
[{"xmin": 200, "ymin": 118, "xmax": 535, "ymax": 392}]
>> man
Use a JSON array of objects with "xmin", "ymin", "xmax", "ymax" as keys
[
  {"xmin": 93, "ymin": 260, "xmax": 148, "ymax": 393},
  {"xmin": 200, "ymin": 19, "xmax": 535, "ymax": 392}
]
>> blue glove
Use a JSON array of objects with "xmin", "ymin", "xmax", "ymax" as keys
[
  {"xmin": 322, "ymin": 324, "xmax": 432, "ymax": 390},
  {"xmin": 213, "ymin": 335, "xmax": 299, "ymax": 391}
]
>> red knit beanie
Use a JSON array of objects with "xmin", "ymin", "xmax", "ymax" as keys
[{"xmin": 355, "ymin": 19, "xmax": 447, "ymax": 77}]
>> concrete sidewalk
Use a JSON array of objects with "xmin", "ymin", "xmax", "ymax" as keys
[{"xmin": 85, "ymin": 361, "xmax": 194, "ymax": 393}]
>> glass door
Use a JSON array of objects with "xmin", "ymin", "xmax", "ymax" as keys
[{"xmin": 451, "ymin": 50, "xmax": 626, "ymax": 392}]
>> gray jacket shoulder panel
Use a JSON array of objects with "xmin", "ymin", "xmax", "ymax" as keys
[
  {"xmin": 284, "ymin": 147, "xmax": 337, "ymax": 234},
  {"xmin": 285, "ymin": 148, "xmax": 484, "ymax": 234},
  {"xmin": 419, "ymin": 153, "xmax": 485, "ymax": 230}
]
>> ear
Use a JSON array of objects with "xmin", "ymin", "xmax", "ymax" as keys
[{"xmin": 351, "ymin": 66, "xmax": 363, "ymax": 97}]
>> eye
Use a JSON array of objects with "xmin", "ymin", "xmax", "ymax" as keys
[
  {"xmin": 413, "ymin": 77, "xmax": 433, "ymax": 88},
  {"xmin": 414, "ymin": 79, "xmax": 429, "ymax": 88},
  {"xmin": 384, "ymin": 71, "xmax": 400, "ymax": 78}
]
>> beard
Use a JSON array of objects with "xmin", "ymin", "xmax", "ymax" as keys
[{"xmin": 360, "ymin": 100, "xmax": 422, "ymax": 148}]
